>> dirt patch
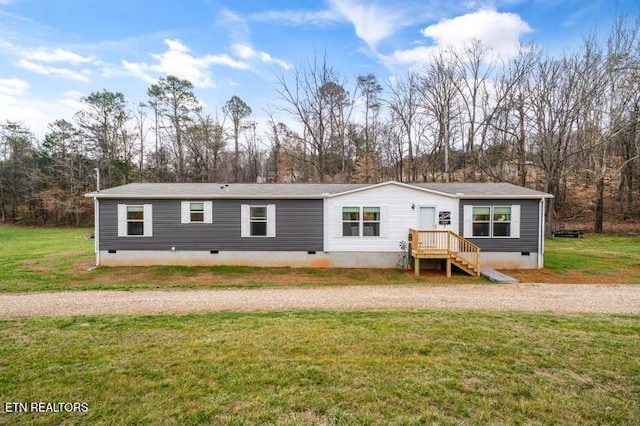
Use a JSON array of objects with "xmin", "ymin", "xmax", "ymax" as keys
[
  {"xmin": 70, "ymin": 265, "xmax": 480, "ymax": 289},
  {"xmin": 505, "ymin": 269, "xmax": 622, "ymax": 284}
]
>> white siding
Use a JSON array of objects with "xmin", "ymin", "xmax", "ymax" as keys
[{"xmin": 326, "ymin": 183, "xmax": 459, "ymax": 252}]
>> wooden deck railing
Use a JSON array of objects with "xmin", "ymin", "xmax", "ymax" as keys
[{"xmin": 409, "ymin": 229, "xmax": 480, "ymax": 276}]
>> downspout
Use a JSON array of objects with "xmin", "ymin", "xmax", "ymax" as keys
[
  {"xmin": 322, "ymin": 193, "xmax": 330, "ymax": 253},
  {"xmin": 538, "ymin": 198, "xmax": 545, "ymax": 269},
  {"xmin": 94, "ymin": 167, "xmax": 100, "ymax": 267},
  {"xmin": 94, "ymin": 197, "xmax": 100, "ymax": 266}
]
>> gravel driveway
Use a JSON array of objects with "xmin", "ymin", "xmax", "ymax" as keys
[{"xmin": 1, "ymin": 284, "xmax": 639, "ymax": 318}]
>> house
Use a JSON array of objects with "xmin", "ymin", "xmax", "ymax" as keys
[{"xmin": 85, "ymin": 181, "xmax": 553, "ymax": 275}]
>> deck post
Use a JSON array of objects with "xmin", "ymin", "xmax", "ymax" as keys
[
  {"xmin": 446, "ymin": 258, "xmax": 451, "ymax": 278},
  {"xmin": 414, "ymin": 257, "xmax": 420, "ymax": 276}
]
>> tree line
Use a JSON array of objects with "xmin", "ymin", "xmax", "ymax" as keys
[{"xmin": 1, "ymin": 17, "xmax": 638, "ymax": 232}]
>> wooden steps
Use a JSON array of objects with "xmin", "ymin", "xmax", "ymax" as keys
[{"xmin": 410, "ymin": 229, "xmax": 481, "ymax": 278}]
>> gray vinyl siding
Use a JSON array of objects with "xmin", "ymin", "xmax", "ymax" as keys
[
  {"xmin": 99, "ymin": 199, "xmax": 323, "ymax": 251},
  {"xmin": 459, "ymin": 199, "xmax": 540, "ymax": 252}
]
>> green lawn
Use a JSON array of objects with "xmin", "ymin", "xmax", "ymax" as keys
[
  {"xmin": 1, "ymin": 310, "xmax": 638, "ymax": 424},
  {"xmin": 544, "ymin": 235, "xmax": 640, "ymax": 274},
  {"xmin": 0, "ymin": 225, "xmax": 482, "ymax": 291},
  {"xmin": 1, "ymin": 225, "xmax": 639, "ymax": 291}
]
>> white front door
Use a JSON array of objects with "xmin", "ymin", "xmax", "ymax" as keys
[{"xmin": 419, "ymin": 207, "xmax": 435, "ymax": 229}]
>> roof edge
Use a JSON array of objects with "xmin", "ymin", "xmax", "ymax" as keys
[
  {"xmin": 328, "ymin": 181, "xmax": 457, "ymax": 198},
  {"xmin": 85, "ymin": 192, "xmax": 326, "ymax": 200}
]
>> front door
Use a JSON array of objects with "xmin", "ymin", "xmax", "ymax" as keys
[{"xmin": 419, "ymin": 207, "xmax": 435, "ymax": 229}]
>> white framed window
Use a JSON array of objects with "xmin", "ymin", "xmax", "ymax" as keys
[
  {"xmin": 340, "ymin": 206, "xmax": 385, "ymax": 237},
  {"xmin": 464, "ymin": 205, "xmax": 520, "ymax": 239},
  {"xmin": 181, "ymin": 201, "xmax": 213, "ymax": 224},
  {"xmin": 241, "ymin": 204, "xmax": 276, "ymax": 238},
  {"xmin": 250, "ymin": 206, "xmax": 267, "ymax": 236},
  {"xmin": 492, "ymin": 206, "xmax": 512, "ymax": 237},
  {"xmin": 363, "ymin": 207, "xmax": 381, "ymax": 236},
  {"xmin": 342, "ymin": 207, "xmax": 360, "ymax": 237},
  {"xmin": 118, "ymin": 204, "xmax": 153, "ymax": 237},
  {"xmin": 472, "ymin": 206, "xmax": 491, "ymax": 237}
]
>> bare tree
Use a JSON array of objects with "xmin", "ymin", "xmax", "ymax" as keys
[
  {"xmin": 386, "ymin": 72, "xmax": 422, "ymax": 182},
  {"xmin": 151, "ymin": 76, "xmax": 200, "ymax": 182},
  {"xmin": 223, "ymin": 96, "xmax": 252, "ymax": 182},
  {"xmin": 277, "ymin": 53, "xmax": 354, "ymax": 182},
  {"xmin": 420, "ymin": 51, "xmax": 461, "ymax": 182}
]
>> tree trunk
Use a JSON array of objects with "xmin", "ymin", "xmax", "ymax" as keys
[{"xmin": 594, "ymin": 176, "xmax": 605, "ymax": 233}]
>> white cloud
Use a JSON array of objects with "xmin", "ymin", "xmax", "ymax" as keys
[
  {"xmin": 58, "ymin": 90, "xmax": 85, "ymax": 111},
  {"xmin": 327, "ymin": 0, "xmax": 405, "ymax": 49},
  {"xmin": 422, "ymin": 8, "xmax": 530, "ymax": 56},
  {"xmin": 2, "ymin": 40, "xmax": 95, "ymax": 81},
  {"xmin": 253, "ymin": 1, "xmax": 429, "ymax": 50},
  {"xmin": 389, "ymin": 8, "xmax": 531, "ymax": 65},
  {"xmin": 0, "ymin": 86, "xmax": 88, "ymax": 138},
  {"xmin": 250, "ymin": 9, "xmax": 344, "ymax": 26},
  {"xmin": 16, "ymin": 59, "xmax": 91, "ymax": 81},
  {"xmin": 0, "ymin": 77, "xmax": 30, "ymax": 95},
  {"xmin": 25, "ymin": 47, "xmax": 93, "ymax": 64},
  {"xmin": 122, "ymin": 38, "xmax": 249, "ymax": 88},
  {"xmin": 231, "ymin": 43, "xmax": 291, "ymax": 70},
  {"xmin": 218, "ymin": 8, "xmax": 251, "ymax": 41}
]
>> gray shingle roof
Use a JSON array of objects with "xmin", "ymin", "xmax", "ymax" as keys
[
  {"xmin": 86, "ymin": 181, "xmax": 552, "ymax": 199},
  {"xmin": 412, "ymin": 182, "xmax": 552, "ymax": 198}
]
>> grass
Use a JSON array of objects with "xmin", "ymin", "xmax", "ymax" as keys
[
  {"xmin": 0, "ymin": 310, "xmax": 638, "ymax": 424},
  {"xmin": 1, "ymin": 225, "xmax": 639, "ymax": 291},
  {"xmin": 508, "ymin": 235, "xmax": 640, "ymax": 283},
  {"xmin": 0, "ymin": 225, "xmax": 484, "ymax": 292},
  {"xmin": 545, "ymin": 235, "xmax": 640, "ymax": 272}
]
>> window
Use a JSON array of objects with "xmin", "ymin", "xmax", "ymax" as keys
[
  {"xmin": 190, "ymin": 202, "xmax": 204, "ymax": 222},
  {"xmin": 342, "ymin": 207, "xmax": 360, "ymax": 236},
  {"xmin": 250, "ymin": 206, "xmax": 267, "ymax": 236},
  {"xmin": 118, "ymin": 204, "xmax": 152, "ymax": 237},
  {"xmin": 342, "ymin": 206, "xmax": 382, "ymax": 237},
  {"xmin": 472, "ymin": 207, "xmax": 491, "ymax": 237},
  {"xmin": 464, "ymin": 205, "xmax": 519, "ymax": 239},
  {"xmin": 363, "ymin": 207, "xmax": 381, "ymax": 236},
  {"xmin": 127, "ymin": 205, "xmax": 144, "ymax": 235},
  {"xmin": 241, "ymin": 204, "xmax": 276, "ymax": 238},
  {"xmin": 493, "ymin": 207, "xmax": 511, "ymax": 237},
  {"xmin": 181, "ymin": 201, "xmax": 212, "ymax": 224}
]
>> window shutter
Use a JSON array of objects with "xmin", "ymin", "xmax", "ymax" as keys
[
  {"xmin": 510, "ymin": 205, "xmax": 521, "ymax": 238},
  {"xmin": 240, "ymin": 204, "xmax": 250, "ymax": 237},
  {"xmin": 204, "ymin": 201, "xmax": 213, "ymax": 224},
  {"xmin": 463, "ymin": 205, "xmax": 473, "ymax": 238},
  {"xmin": 181, "ymin": 201, "xmax": 190, "ymax": 224},
  {"xmin": 380, "ymin": 206, "xmax": 389, "ymax": 238},
  {"xmin": 117, "ymin": 204, "xmax": 127, "ymax": 237},
  {"xmin": 267, "ymin": 204, "xmax": 276, "ymax": 237},
  {"xmin": 143, "ymin": 204, "xmax": 153, "ymax": 237},
  {"xmin": 334, "ymin": 206, "xmax": 343, "ymax": 237}
]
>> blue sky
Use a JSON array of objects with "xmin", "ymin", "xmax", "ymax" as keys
[{"xmin": 0, "ymin": 0, "xmax": 637, "ymax": 138}]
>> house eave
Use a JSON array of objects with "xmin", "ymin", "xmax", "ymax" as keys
[
  {"xmin": 85, "ymin": 193, "xmax": 326, "ymax": 200},
  {"xmin": 457, "ymin": 194, "xmax": 554, "ymax": 200}
]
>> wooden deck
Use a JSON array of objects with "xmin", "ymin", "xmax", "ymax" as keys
[{"xmin": 409, "ymin": 229, "xmax": 480, "ymax": 277}]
